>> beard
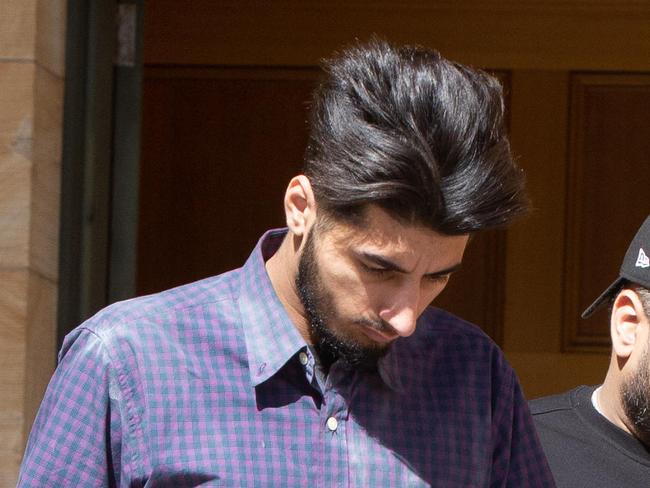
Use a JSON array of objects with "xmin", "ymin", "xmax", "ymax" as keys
[
  {"xmin": 620, "ymin": 343, "xmax": 650, "ymax": 449},
  {"xmin": 295, "ymin": 228, "xmax": 390, "ymax": 372}
]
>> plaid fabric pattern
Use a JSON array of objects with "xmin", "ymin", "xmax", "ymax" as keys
[{"xmin": 18, "ymin": 229, "xmax": 555, "ymax": 487}]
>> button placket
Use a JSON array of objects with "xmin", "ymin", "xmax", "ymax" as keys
[
  {"xmin": 322, "ymin": 365, "xmax": 348, "ymax": 435},
  {"xmin": 319, "ymin": 363, "xmax": 350, "ymax": 487}
]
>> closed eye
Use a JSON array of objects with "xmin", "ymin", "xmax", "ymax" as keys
[
  {"xmin": 423, "ymin": 273, "xmax": 451, "ymax": 284},
  {"xmin": 360, "ymin": 261, "xmax": 392, "ymax": 277}
]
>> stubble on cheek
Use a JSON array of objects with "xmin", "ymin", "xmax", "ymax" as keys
[{"xmin": 620, "ymin": 346, "xmax": 650, "ymax": 447}]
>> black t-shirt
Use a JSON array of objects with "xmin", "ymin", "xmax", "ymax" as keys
[{"xmin": 530, "ymin": 385, "xmax": 650, "ymax": 488}]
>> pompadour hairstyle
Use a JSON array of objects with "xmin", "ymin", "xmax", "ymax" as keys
[{"xmin": 303, "ymin": 39, "xmax": 529, "ymax": 234}]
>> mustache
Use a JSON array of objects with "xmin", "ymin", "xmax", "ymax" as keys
[{"xmin": 353, "ymin": 317, "xmax": 396, "ymax": 335}]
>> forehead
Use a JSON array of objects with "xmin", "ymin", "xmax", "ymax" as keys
[{"xmin": 320, "ymin": 205, "xmax": 468, "ymax": 258}]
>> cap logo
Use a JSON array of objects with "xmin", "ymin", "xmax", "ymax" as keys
[{"xmin": 636, "ymin": 248, "xmax": 649, "ymax": 268}]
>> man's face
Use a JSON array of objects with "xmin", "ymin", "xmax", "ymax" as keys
[
  {"xmin": 621, "ymin": 336, "xmax": 650, "ymax": 447},
  {"xmin": 295, "ymin": 205, "xmax": 469, "ymax": 370}
]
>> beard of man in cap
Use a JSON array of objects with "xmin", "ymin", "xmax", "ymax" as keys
[{"xmin": 599, "ymin": 282, "xmax": 650, "ymax": 447}]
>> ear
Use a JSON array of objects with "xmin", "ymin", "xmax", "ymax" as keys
[
  {"xmin": 611, "ymin": 289, "xmax": 646, "ymax": 360},
  {"xmin": 283, "ymin": 175, "xmax": 316, "ymax": 237}
]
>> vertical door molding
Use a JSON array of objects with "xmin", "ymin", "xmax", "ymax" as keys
[{"xmin": 58, "ymin": 0, "xmax": 144, "ymax": 346}]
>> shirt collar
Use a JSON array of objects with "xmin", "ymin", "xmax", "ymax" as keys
[
  {"xmin": 237, "ymin": 228, "xmax": 404, "ymax": 393},
  {"xmin": 377, "ymin": 344, "xmax": 405, "ymax": 393},
  {"xmin": 238, "ymin": 228, "xmax": 307, "ymax": 387}
]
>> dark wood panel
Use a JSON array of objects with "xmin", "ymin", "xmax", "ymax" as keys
[
  {"xmin": 137, "ymin": 68, "xmax": 318, "ymax": 295},
  {"xmin": 137, "ymin": 66, "xmax": 510, "ymax": 343},
  {"xmin": 564, "ymin": 74, "xmax": 650, "ymax": 351}
]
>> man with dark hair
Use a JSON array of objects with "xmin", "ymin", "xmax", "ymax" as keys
[
  {"xmin": 531, "ymin": 215, "xmax": 650, "ymax": 487},
  {"xmin": 19, "ymin": 40, "xmax": 554, "ymax": 486}
]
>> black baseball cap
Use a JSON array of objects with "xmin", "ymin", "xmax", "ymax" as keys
[{"xmin": 581, "ymin": 214, "xmax": 650, "ymax": 319}]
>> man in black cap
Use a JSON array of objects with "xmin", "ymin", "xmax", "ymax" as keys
[{"xmin": 531, "ymin": 214, "xmax": 650, "ymax": 487}]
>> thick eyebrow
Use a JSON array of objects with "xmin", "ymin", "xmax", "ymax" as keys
[{"xmin": 357, "ymin": 251, "xmax": 462, "ymax": 277}]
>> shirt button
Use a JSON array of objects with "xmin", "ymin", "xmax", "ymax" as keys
[
  {"xmin": 326, "ymin": 416, "xmax": 338, "ymax": 432},
  {"xmin": 299, "ymin": 352, "xmax": 309, "ymax": 366}
]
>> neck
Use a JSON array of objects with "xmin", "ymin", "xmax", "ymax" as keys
[{"xmin": 265, "ymin": 233, "xmax": 311, "ymax": 342}]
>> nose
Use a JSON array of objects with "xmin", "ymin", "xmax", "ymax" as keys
[{"xmin": 378, "ymin": 287, "xmax": 419, "ymax": 338}]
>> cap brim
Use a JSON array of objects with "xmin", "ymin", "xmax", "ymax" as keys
[{"xmin": 581, "ymin": 277, "xmax": 625, "ymax": 319}]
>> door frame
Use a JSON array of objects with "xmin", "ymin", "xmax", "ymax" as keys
[{"xmin": 57, "ymin": 0, "xmax": 143, "ymax": 348}]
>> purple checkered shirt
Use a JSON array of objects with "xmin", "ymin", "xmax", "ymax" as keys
[{"xmin": 19, "ymin": 229, "xmax": 555, "ymax": 487}]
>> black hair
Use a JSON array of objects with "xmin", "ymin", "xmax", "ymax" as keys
[
  {"xmin": 303, "ymin": 39, "xmax": 528, "ymax": 234},
  {"xmin": 630, "ymin": 284, "xmax": 650, "ymax": 318}
]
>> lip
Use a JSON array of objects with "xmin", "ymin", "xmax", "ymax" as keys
[{"xmin": 361, "ymin": 324, "xmax": 397, "ymax": 344}]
